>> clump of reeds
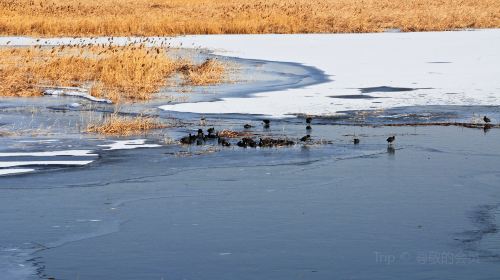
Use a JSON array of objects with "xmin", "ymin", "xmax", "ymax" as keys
[
  {"xmin": 184, "ymin": 59, "xmax": 226, "ymax": 86},
  {"xmin": 218, "ymin": 129, "xmax": 251, "ymax": 138},
  {"xmin": 0, "ymin": 44, "xmax": 228, "ymax": 102},
  {"xmin": 86, "ymin": 114, "xmax": 167, "ymax": 136}
]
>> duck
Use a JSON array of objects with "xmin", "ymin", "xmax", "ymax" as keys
[
  {"xmin": 244, "ymin": 124, "xmax": 252, "ymax": 129},
  {"xmin": 483, "ymin": 116, "xmax": 491, "ymax": 123},
  {"xmin": 300, "ymin": 135, "xmax": 311, "ymax": 142},
  {"xmin": 206, "ymin": 127, "xmax": 218, "ymax": 139},
  {"xmin": 306, "ymin": 117, "xmax": 312, "ymax": 124},
  {"xmin": 306, "ymin": 125, "xmax": 312, "ymax": 131},
  {"xmin": 180, "ymin": 133, "xmax": 197, "ymax": 145},
  {"xmin": 386, "ymin": 136, "xmax": 396, "ymax": 144},
  {"xmin": 262, "ymin": 119, "xmax": 270, "ymax": 128},
  {"xmin": 218, "ymin": 137, "xmax": 231, "ymax": 147},
  {"xmin": 197, "ymin": 128, "xmax": 205, "ymax": 139},
  {"xmin": 353, "ymin": 138, "xmax": 360, "ymax": 144},
  {"xmin": 237, "ymin": 138, "xmax": 257, "ymax": 148}
]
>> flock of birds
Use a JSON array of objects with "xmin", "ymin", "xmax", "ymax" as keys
[
  {"xmin": 179, "ymin": 116, "xmax": 403, "ymax": 148},
  {"xmin": 180, "ymin": 115, "xmax": 494, "ymax": 148}
]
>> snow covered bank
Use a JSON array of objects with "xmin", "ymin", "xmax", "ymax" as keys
[
  {"xmin": 1, "ymin": 31, "xmax": 498, "ymax": 118},
  {"xmin": 157, "ymin": 30, "xmax": 500, "ymax": 117}
]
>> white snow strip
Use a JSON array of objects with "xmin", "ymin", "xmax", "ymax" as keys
[
  {"xmin": 44, "ymin": 89, "xmax": 112, "ymax": 104},
  {"xmin": 0, "ymin": 161, "xmax": 93, "ymax": 168},
  {"xmin": 0, "ymin": 150, "xmax": 97, "ymax": 157},
  {"xmin": 0, "ymin": 168, "xmax": 35, "ymax": 176},
  {"xmin": 18, "ymin": 139, "xmax": 58, "ymax": 143},
  {"xmin": 154, "ymin": 30, "xmax": 500, "ymax": 117},
  {"xmin": 98, "ymin": 139, "xmax": 161, "ymax": 150}
]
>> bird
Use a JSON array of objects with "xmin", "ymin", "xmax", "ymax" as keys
[
  {"xmin": 306, "ymin": 125, "xmax": 312, "ymax": 130},
  {"xmin": 262, "ymin": 119, "xmax": 270, "ymax": 128},
  {"xmin": 197, "ymin": 128, "xmax": 204, "ymax": 139},
  {"xmin": 218, "ymin": 137, "xmax": 231, "ymax": 147},
  {"xmin": 199, "ymin": 116, "xmax": 206, "ymax": 126},
  {"xmin": 244, "ymin": 124, "xmax": 252, "ymax": 129},
  {"xmin": 483, "ymin": 116, "xmax": 491, "ymax": 123},
  {"xmin": 386, "ymin": 136, "xmax": 396, "ymax": 144},
  {"xmin": 300, "ymin": 135, "xmax": 311, "ymax": 142},
  {"xmin": 237, "ymin": 138, "xmax": 257, "ymax": 148},
  {"xmin": 180, "ymin": 133, "xmax": 196, "ymax": 144},
  {"xmin": 353, "ymin": 138, "xmax": 360, "ymax": 144},
  {"xmin": 206, "ymin": 127, "xmax": 217, "ymax": 139},
  {"xmin": 306, "ymin": 117, "xmax": 312, "ymax": 124}
]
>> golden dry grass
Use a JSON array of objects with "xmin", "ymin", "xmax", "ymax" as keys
[
  {"xmin": 0, "ymin": 0, "xmax": 498, "ymax": 36},
  {"xmin": 218, "ymin": 129, "xmax": 252, "ymax": 138},
  {"xmin": 184, "ymin": 59, "xmax": 226, "ymax": 86},
  {"xmin": 86, "ymin": 114, "xmax": 167, "ymax": 136},
  {"xmin": 0, "ymin": 45, "xmax": 228, "ymax": 102}
]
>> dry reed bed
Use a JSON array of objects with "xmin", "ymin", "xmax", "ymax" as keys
[
  {"xmin": 0, "ymin": 0, "xmax": 499, "ymax": 36},
  {"xmin": 86, "ymin": 114, "xmax": 167, "ymax": 136},
  {"xmin": 0, "ymin": 45, "xmax": 227, "ymax": 102}
]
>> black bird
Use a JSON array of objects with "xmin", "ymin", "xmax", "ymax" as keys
[
  {"xmin": 353, "ymin": 138, "xmax": 360, "ymax": 144},
  {"xmin": 386, "ymin": 136, "xmax": 396, "ymax": 144},
  {"xmin": 218, "ymin": 137, "xmax": 231, "ymax": 147},
  {"xmin": 237, "ymin": 138, "xmax": 257, "ymax": 148},
  {"xmin": 180, "ymin": 133, "xmax": 196, "ymax": 144},
  {"xmin": 306, "ymin": 125, "xmax": 312, "ymax": 130},
  {"xmin": 300, "ymin": 135, "xmax": 311, "ymax": 142},
  {"xmin": 306, "ymin": 117, "xmax": 312, "ymax": 124},
  {"xmin": 197, "ymin": 128, "xmax": 204, "ymax": 139},
  {"xmin": 483, "ymin": 116, "xmax": 491, "ymax": 123},
  {"xmin": 206, "ymin": 127, "xmax": 218, "ymax": 139},
  {"xmin": 244, "ymin": 124, "xmax": 252, "ymax": 129},
  {"xmin": 263, "ymin": 119, "xmax": 270, "ymax": 128}
]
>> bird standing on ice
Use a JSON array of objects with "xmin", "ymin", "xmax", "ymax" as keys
[{"xmin": 386, "ymin": 136, "xmax": 395, "ymax": 145}]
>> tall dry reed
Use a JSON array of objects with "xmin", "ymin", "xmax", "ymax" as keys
[{"xmin": 0, "ymin": 0, "xmax": 498, "ymax": 36}]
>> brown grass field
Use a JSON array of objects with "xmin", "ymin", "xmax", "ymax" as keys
[
  {"xmin": 0, "ymin": 0, "xmax": 499, "ymax": 36},
  {"xmin": 0, "ymin": 45, "xmax": 227, "ymax": 102}
]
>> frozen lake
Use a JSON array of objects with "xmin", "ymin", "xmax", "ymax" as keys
[{"xmin": 1, "ymin": 31, "xmax": 500, "ymax": 279}]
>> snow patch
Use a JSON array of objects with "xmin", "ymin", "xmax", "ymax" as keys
[
  {"xmin": 157, "ymin": 30, "xmax": 500, "ymax": 117},
  {"xmin": 98, "ymin": 139, "xmax": 161, "ymax": 150},
  {"xmin": 0, "ymin": 150, "xmax": 97, "ymax": 157},
  {"xmin": 0, "ymin": 168, "xmax": 35, "ymax": 176},
  {"xmin": 0, "ymin": 161, "xmax": 93, "ymax": 168},
  {"xmin": 44, "ymin": 88, "xmax": 112, "ymax": 104}
]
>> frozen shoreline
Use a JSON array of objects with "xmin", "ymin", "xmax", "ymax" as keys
[
  {"xmin": 2, "ymin": 31, "xmax": 498, "ymax": 118},
  {"xmin": 158, "ymin": 30, "xmax": 500, "ymax": 117}
]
